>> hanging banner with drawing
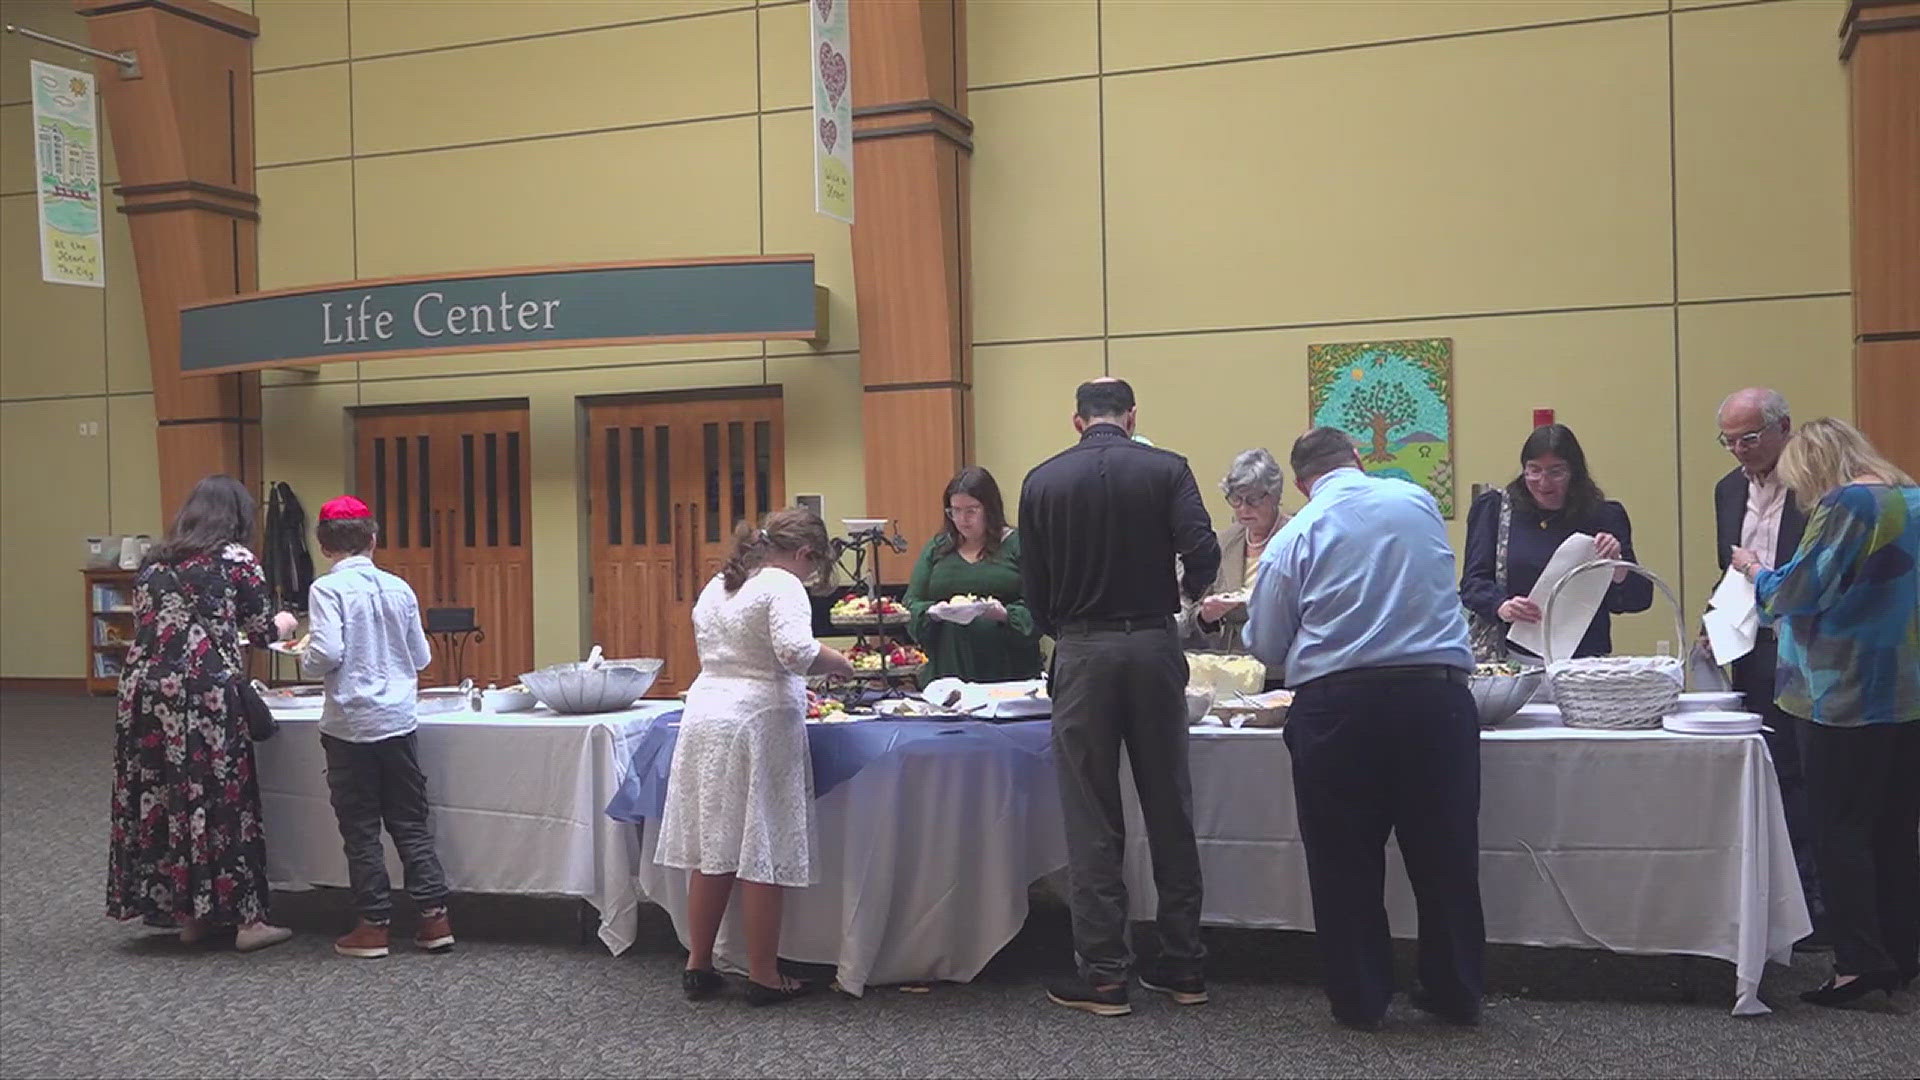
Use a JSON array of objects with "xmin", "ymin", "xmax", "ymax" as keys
[
  {"xmin": 30, "ymin": 60, "xmax": 105, "ymax": 288},
  {"xmin": 810, "ymin": 0, "xmax": 853, "ymax": 223}
]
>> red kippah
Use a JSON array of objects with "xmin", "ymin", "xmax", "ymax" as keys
[{"xmin": 319, "ymin": 495, "xmax": 373, "ymax": 521}]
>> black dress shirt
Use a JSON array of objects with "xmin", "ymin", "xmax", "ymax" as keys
[
  {"xmin": 1459, "ymin": 488, "xmax": 1653, "ymax": 659},
  {"xmin": 1018, "ymin": 424, "xmax": 1222, "ymax": 637}
]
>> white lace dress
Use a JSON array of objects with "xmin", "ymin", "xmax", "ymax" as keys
[{"xmin": 654, "ymin": 567, "xmax": 823, "ymax": 887}]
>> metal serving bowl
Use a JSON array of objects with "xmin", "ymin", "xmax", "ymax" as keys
[
  {"xmin": 1470, "ymin": 668, "xmax": 1547, "ymax": 728},
  {"xmin": 520, "ymin": 658, "xmax": 663, "ymax": 714}
]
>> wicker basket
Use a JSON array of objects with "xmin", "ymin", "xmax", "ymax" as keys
[{"xmin": 1542, "ymin": 559, "xmax": 1686, "ymax": 730}]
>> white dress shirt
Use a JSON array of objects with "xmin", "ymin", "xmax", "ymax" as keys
[
  {"xmin": 1741, "ymin": 471, "xmax": 1787, "ymax": 570},
  {"xmin": 301, "ymin": 555, "xmax": 433, "ymax": 741}
]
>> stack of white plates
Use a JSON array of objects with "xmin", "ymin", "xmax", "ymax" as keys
[
  {"xmin": 1662, "ymin": 709, "xmax": 1763, "ymax": 735},
  {"xmin": 1674, "ymin": 691, "xmax": 1744, "ymax": 713}
]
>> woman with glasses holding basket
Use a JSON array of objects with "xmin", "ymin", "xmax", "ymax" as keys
[{"xmin": 1459, "ymin": 424, "xmax": 1652, "ymax": 660}]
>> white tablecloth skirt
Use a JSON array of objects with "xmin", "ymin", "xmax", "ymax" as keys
[
  {"xmin": 1123, "ymin": 718, "xmax": 1811, "ymax": 1015},
  {"xmin": 256, "ymin": 704, "xmax": 672, "ymax": 953}
]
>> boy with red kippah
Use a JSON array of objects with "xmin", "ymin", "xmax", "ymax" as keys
[{"xmin": 303, "ymin": 495, "xmax": 454, "ymax": 959}]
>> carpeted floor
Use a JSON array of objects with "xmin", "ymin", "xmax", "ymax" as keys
[{"xmin": 1, "ymin": 689, "xmax": 1913, "ymax": 1078}]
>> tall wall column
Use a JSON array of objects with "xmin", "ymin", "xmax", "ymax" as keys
[
  {"xmin": 849, "ymin": 0, "xmax": 972, "ymax": 558},
  {"xmin": 76, "ymin": 0, "xmax": 262, "ymax": 519},
  {"xmin": 1840, "ymin": 2, "xmax": 1920, "ymax": 475}
]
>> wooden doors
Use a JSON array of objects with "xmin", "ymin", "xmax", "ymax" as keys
[
  {"xmin": 586, "ymin": 391, "xmax": 785, "ymax": 697},
  {"xmin": 352, "ymin": 403, "xmax": 533, "ymax": 687}
]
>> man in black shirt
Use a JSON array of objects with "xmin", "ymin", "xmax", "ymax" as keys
[{"xmin": 1019, "ymin": 377, "xmax": 1222, "ymax": 1016}]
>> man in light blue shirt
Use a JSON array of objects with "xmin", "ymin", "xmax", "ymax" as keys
[{"xmin": 1243, "ymin": 428, "xmax": 1483, "ymax": 1031}]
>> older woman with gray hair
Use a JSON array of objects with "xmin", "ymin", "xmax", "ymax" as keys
[{"xmin": 1179, "ymin": 448, "xmax": 1290, "ymax": 653}]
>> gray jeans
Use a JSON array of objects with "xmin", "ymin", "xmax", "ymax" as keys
[
  {"xmin": 1049, "ymin": 626, "xmax": 1204, "ymax": 983},
  {"xmin": 321, "ymin": 732, "xmax": 449, "ymax": 921}
]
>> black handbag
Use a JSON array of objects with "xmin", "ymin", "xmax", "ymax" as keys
[
  {"xmin": 1466, "ymin": 491, "xmax": 1513, "ymax": 662},
  {"xmin": 161, "ymin": 565, "xmax": 279, "ymax": 742}
]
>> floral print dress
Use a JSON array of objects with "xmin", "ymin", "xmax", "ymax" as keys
[{"xmin": 107, "ymin": 544, "xmax": 276, "ymax": 927}]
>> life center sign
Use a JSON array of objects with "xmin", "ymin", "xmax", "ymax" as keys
[{"xmin": 178, "ymin": 256, "xmax": 824, "ymax": 376}]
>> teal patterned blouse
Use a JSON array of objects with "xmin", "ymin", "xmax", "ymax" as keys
[{"xmin": 1754, "ymin": 483, "xmax": 1920, "ymax": 727}]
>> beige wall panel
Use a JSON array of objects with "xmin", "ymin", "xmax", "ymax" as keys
[
  {"xmin": 107, "ymin": 392, "xmax": 162, "ymax": 537},
  {"xmin": 1673, "ymin": 0, "xmax": 1850, "ymax": 301},
  {"xmin": 351, "ymin": 11, "xmax": 758, "ymax": 156},
  {"xmin": 0, "ymin": 105, "xmax": 30, "ymax": 195},
  {"xmin": 367, "ymin": 341, "xmax": 765, "ymax": 380},
  {"xmin": 254, "ymin": 0, "xmax": 349, "ymax": 70},
  {"xmin": 104, "ymin": 201, "xmax": 150, "ymax": 393},
  {"xmin": 1677, "ymin": 295, "xmax": 1853, "ymax": 618},
  {"xmin": 353, "ymin": 118, "xmax": 761, "ymax": 278},
  {"xmin": 0, "ymin": 195, "xmax": 105, "ymax": 401},
  {"xmin": 0, "ymin": 396, "xmax": 110, "ymax": 678},
  {"xmin": 1103, "ymin": 17, "xmax": 1672, "ymax": 336},
  {"xmin": 761, "ymin": 113, "xmax": 856, "ymax": 354},
  {"xmin": 0, "ymin": 2, "xmax": 89, "ymax": 106},
  {"xmin": 255, "ymin": 64, "xmax": 351, "ymax": 166},
  {"xmin": 1109, "ymin": 307, "xmax": 1684, "ymax": 655},
  {"xmin": 257, "ymin": 159, "xmax": 356, "ymax": 289},
  {"xmin": 971, "ymin": 80, "xmax": 1104, "ymax": 344},
  {"xmin": 1100, "ymin": 0, "xmax": 1663, "ymax": 73},
  {"xmin": 974, "ymin": 339, "xmax": 1105, "ymax": 519},
  {"xmin": 758, "ymin": 1, "xmax": 809, "ymax": 111},
  {"xmin": 767, "ymin": 353, "xmax": 865, "ymax": 517},
  {"xmin": 349, "ymin": 0, "xmax": 741, "ymax": 57},
  {"xmin": 970, "ymin": 0, "xmax": 1098, "ymax": 87}
]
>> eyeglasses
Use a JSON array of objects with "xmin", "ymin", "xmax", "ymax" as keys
[
  {"xmin": 1717, "ymin": 424, "xmax": 1777, "ymax": 452},
  {"xmin": 945, "ymin": 506, "xmax": 984, "ymax": 520},
  {"xmin": 1523, "ymin": 465, "xmax": 1571, "ymax": 482},
  {"xmin": 1226, "ymin": 491, "xmax": 1273, "ymax": 509}
]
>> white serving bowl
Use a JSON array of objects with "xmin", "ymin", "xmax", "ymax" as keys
[
  {"xmin": 1470, "ymin": 669, "xmax": 1547, "ymax": 727},
  {"xmin": 481, "ymin": 686, "xmax": 538, "ymax": 713},
  {"xmin": 521, "ymin": 658, "xmax": 663, "ymax": 714}
]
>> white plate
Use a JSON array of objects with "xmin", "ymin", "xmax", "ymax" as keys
[
  {"xmin": 267, "ymin": 640, "xmax": 306, "ymax": 656},
  {"xmin": 1662, "ymin": 710, "xmax": 1762, "ymax": 735},
  {"xmin": 1674, "ymin": 691, "xmax": 1744, "ymax": 713}
]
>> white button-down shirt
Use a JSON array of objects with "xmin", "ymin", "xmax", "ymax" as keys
[
  {"xmin": 1741, "ymin": 470, "xmax": 1788, "ymax": 570},
  {"xmin": 301, "ymin": 555, "xmax": 433, "ymax": 742}
]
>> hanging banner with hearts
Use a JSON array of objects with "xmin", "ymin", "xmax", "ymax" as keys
[{"xmin": 810, "ymin": 0, "xmax": 853, "ymax": 223}]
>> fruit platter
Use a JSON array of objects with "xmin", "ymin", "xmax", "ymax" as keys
[
  {"xmin": 849, "ymin": 642, "xmax": 928, "ymax": 677},
  {"xmin": 806, "ymin": 689, "xmax": 874, "ymax": 722},
  {"xmin": 830, "ymin": 593, "xmax": 910, "ymax": 627}
]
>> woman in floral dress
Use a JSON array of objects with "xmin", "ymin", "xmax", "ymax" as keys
[{"xmin": 107, "ymin": 475, "xmax": 297, "ymax": 951}]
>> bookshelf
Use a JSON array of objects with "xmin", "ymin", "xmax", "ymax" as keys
[{"xmin": 83, "ymin": 568, "xmax": 137, "ymax": 696}]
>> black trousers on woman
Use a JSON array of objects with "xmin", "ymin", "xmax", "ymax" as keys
[{"xmin": 1798, "ymin": 720, "xmax": 1920, "ymax": 979}]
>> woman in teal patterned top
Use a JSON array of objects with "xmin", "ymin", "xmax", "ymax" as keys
[
  {"xmin": 1733, "ymin": 417, "xmax": 1919, "ymax": 1008},
  {"xmin": 903, "ymin": 467, "xmax": 1044, "ymax": 683}
]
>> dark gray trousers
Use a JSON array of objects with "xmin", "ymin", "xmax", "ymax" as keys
[
  {"xmin": 1049, "ymin": 626, "xmax": 1204, "ymax": 984},
  {"xmin": 321, "ymin": 731, "xmax": 449, "ymax": 921}
]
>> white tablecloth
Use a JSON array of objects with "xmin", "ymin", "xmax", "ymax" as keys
[
  {"xmin": 256, "ymin": 703, "xmax": 676, "ymax": 953},
  {"xmin": 634, "ymin": 723, "xmax": 1065, "ymax": 995},
  {"xmin": 1122, "ymin": 715, "xmax": 1811, "ymax": 1015}
]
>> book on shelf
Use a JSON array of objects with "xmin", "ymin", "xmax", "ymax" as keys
[
  {"xmin": 92, "ymin": 583, "xmax": 132, "ymax": 612},
  {"xmin": 94, "ymin": 653, "xmax": 124, "ymax": 679}
]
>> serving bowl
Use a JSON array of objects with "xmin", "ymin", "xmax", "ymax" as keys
[
  {"xmin": 521, "ymin": 658, "xmax": 663, "ymax": 714},
  {"xmin": 1470, "ymin": 668, "xmax": 1547, "ymax": 728}
]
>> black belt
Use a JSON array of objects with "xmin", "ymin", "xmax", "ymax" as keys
[
  {"xmin": 1058, "ymin": 615, "xmax": 1174, "ymax": 634},
  {"xmin": 1297, "ymin": 664, "xmax": 1469, "ymax": 691}
]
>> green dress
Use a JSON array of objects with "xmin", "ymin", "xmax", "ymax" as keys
[{"xmin": 903, "ymin": 530, "xmax": 1044, "ymax": 683}]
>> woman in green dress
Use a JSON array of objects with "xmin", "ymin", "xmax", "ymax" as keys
[{"xmin": 903, "ymin": 466, "xmax": 1044, "ymax": 682}]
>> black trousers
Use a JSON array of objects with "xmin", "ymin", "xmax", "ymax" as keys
[
  {"xmin": 321, "ymin": 731, "xmax": 450, "ymax": 922},
  {"xmin": 1733, "ymin": 632, "xmax": 1822, "ymax": 920},
  {"xmin": 1798, "ymin": 720, "xmax": 1920, "ymax": 978},
  {"xmin": 1049, "ymin": 626, "xmax": 1204, "ymax": 983},
  {"xmin": 1284, "ymin": 674, "xmax": 1484, "ymax": 1024}
]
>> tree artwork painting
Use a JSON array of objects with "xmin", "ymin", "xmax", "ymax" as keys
[{"xmin": 1307, "ymin": 338, "xmax": 1455, "ymax": 517}]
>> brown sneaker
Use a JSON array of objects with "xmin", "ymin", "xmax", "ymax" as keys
[
  {"xmin": 334, "ymin": 919, "xmax": 390, "ymax": 959},
  {"xmin": 414, "ymin": 910, "xmax": 455, "ymax": 953}
]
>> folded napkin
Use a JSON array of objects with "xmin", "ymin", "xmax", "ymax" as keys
[
  {"xmin": 1508, "ymin": 533, "xmax": 1606, "ymax": 662},
  {"xmin": 1701, "ymin": 565, "xmax": 1760, "ymax": 665}
]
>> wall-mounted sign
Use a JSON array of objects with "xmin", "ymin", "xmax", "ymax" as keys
[
  {"xmin": 31, "ymin": 61, "xmax": 105, "ymax": 288},
  {"xmin": 178, "ymin": 256, "xmax": 825, "ymax": 376},
  {"xmin": 810, "ymin": 0, "xmax": 853, "ymax": 223}
]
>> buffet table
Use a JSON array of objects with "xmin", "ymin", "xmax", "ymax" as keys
[
  {"xmin": 1123, "ymin": 713, "xmax": 1811, "ymax": 1016},
  {"xmin": 255, "ymin": 702, "xmax": 678, "ymax": 952}
]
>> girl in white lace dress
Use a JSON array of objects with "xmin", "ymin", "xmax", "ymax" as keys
[{"xmin": 655, "ymin": 508, "xmax": 853, "ymax": 1004}]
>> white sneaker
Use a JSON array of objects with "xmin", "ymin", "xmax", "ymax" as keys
[{"xmin": 235, "ymin": 923, "xmax": 293, "ymax": 953}]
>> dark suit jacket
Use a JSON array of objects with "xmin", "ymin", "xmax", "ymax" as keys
[{"xmin": 1714, "ymin": 466, "xmax": 1807, "ymax": 572}]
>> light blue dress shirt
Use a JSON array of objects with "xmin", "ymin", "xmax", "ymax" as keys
[
  {"xmin": 302, "ymin": 555, "xmax": 434, "ymax": 742},
  {"xmin": 1243, "ymin": 468, "xmax": 1473, "ymax": 686}
]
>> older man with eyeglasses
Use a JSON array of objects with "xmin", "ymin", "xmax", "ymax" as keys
[{"xmin": 1713, "ymin": 386, "xmax": 1823, "ymax": 950}]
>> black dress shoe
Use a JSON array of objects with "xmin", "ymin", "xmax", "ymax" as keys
[
  {"xmin": 1138, "ymin": 964, "xmax": 1209, "ymax": 1006},
  {"xmin": 745, "ymin": 977, "xmax": 814, "ymax": 1006},
  {"xmin": 682, "ymin": 967, "xmax": 725, "ymax": 1001},
  {"xmin": 1045, "ymin": 975, "xmax": 1131, "ymax": 1017},
  {"xmin": 1799, "ymin": 971, "xmax": 1898, "ymax": 1008},
  {"xmin": 1410, "ymin": 988, "xmax": 1482, "ymax": 1027}
]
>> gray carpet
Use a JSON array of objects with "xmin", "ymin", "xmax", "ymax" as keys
[{"xmin": 0, "ymin": 690, "xmax": 1913, "ymax": 1079}]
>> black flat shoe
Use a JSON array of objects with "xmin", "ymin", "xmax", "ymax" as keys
[
  {"xmin": 682, "ymin": 967, "xmax": 725, "ymax": 1001},
  {"xmin": 1799, "ymin": 971, "xmax": 1898, "ymax": 1008},
  {"xmin": 745, "ymin": 977, "xmax": 813, "ymax": 1006}
]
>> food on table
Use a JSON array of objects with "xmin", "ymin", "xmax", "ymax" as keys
[
  {"xmin": 876, "ymin": 697, "xmax": 945, "ymax": 717},
  {"xmin": 830, "ymin": 595, "xmax": 910, "ymax": 621},
  {"xmin": 1186, "ymin": 652, "xmax": 1266, "ymax": 696},
  {"xmin": 887, "ymin": 644, "xmax": 928, "ymax": 670},
  {"xmin": 806, "ymin": 691, "xmax": 847, "ymax": 720},
  {"xmin": 848, "ymin": 645, "xmax": 887, "ymax": 673},
  {"xmin": 1474, "ymin": 661, "xmax": 1524, "ymax": 677},
  {"xmin": 847, "ymin": 642, "xmax": 927, "ymax": 673}
]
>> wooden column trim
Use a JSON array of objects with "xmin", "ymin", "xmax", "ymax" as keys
[
  {"xmin": 1839, "ymin": 0, "xmax": 1920, "ymax": 476},
  {"xmin": 849, "ymin": 0, "xmax": 973, "ymax": 560},
  {"xmin": 76, "ymin": 0, "xmax": 262, "ymax": 518}
]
